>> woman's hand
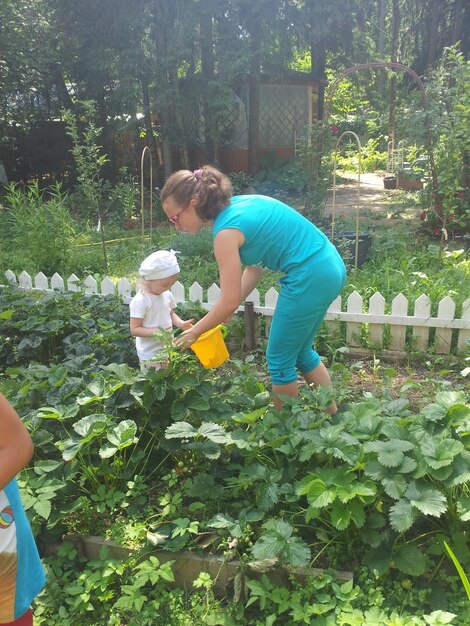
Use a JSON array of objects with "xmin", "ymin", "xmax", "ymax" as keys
[{"xmin": 173, "ymin": 326, "xmax": 200, "ymax": 351}]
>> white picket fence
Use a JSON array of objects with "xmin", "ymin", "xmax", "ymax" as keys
[{"xmin": 3, "ymin": 270, "xmax": 470, "ymax": 356}]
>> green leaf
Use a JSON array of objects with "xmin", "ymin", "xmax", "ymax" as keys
[
  {"xmin": 207, "ymin": 513, "xmax": 234, "ymax": 529},
  {"xmin": 365, "ymin": 439, "xmax": 414, "ymax": 468},
  {"xmin": 382, "ymin": 475, "xmax": 408, "ymax": 500},
  {"xmin": 436, "ymin": 391, "xmax": 468, "ymax": 411},
  {"xmin": 172, "ymin": 373, "xmax": 199, "ymax": 389},
  {"xmin": 283, "ymin": 536, "xmax": 311, "ymax": 567},
  {"xmin": 421, "ymin": 403, "xmax": 447, "ymax": 422},
  {"xmin": 296, "ymin": 477, "xmax": 336, "ymax": 508},
  {"xmin": 449, "ymin": 452, "xmax": 470, "ymax": 486},
  {"xmin": 197, "ymin": 422, "xmax": 229, "ymax": 443},
  {"xmin": 421, "ymin": 436, "xmax": 464, "ymax": 469},
  {"xmin": 364, "ymin": 545, "xmax": 392, "ymax": 575},
  {"xmin": 389, "ymin": 499, "xmax": 417, "ymax": 533},
  {"xmin": 48, "ymin": 366, "xmax": 68, "ymax": 387},
  {"xmin": 252, "ymin": 532, "xmax": 284, "ymax": 561},
  {"xmin": 165, "ymin": 421, "xmax": 197, "ymax": 439},
  {"xmin": 422, "ymin": 610, "xmax": 457, "ymax": 625},
  {"xmin": 100, "ymin": 363, "xmax": 137, "ymax": 384},
  {"xmin": 99, "ymin": 443, "xmax": 118, "ymax": 458},
  {"xmin": 33, "ymin": 460, "xmax": 61, "ymax": 474},
  {"xmin": 444, "ymin": 541, "xmax": 470, "ymax": 601},
  {"xmin": 232, "ymin": 407, "xmax": 266, "ymax": 424},
  {"xmin": 331, "ymin": 501, "xmax": 351, "ymax": 530},
  {"xmin": 349, "ymin": 499, "xmax": 366, "ymax": 528},
  {"xmin": 72, "ymin": 413, "xmax": 108, "ymax": 439},
  {"xmin": 171, "ymin": 399, "xmax": 188, "ymax": 421},
  {"xmin": 394, "ymin": 544, "xmax": 426, "ymax": 576},
  {"xmin": 252, "ymin": 519, "xmax": 310, "ymax": 567},
  {"xmin": 186, "ymin": 394, "xmax": 210, "ymax": 411},
  {"xmin": 192, "ymin": 440, "xmax": 221, "ymax": 459},
  {"xmin": 106, "ymin": 420, "xmax": 138, "ymax": 447},
  {"xmin": 256, "ymin": 481, "xmax": 280, "ymax": 512},
  {"xmin": 58, "ymin": 437, "xmax": 83, "ymax": 461},
  {"xmin": 405, "ymin": 482, "xmax": 447, "ymax": 517},
  {"xmin": 457, "ymin": 496, "xmax": 470, "ymax": 522},
  {"xmin": 33, "ymin": 499, "xmax": 52, "ymax": 520}
]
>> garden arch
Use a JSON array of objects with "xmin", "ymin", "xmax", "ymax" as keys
[
  {"xmin": 331, "ymin": 131, "xmax": 363, "ymax": 269},
  {"xmin": 323, "ymin": 62, "xmax": 438, "ymax": 191}
]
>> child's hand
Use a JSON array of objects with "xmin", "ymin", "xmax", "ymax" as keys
[{"xmin": 181, "ymin": 319, "xmax": 194, "ymax": 330}]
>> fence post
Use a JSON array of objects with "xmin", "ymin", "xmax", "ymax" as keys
[
  {"xmin": 457, "ymin": 299, "xmax": 470, "ymax": 354},
  {"xmin": 435, "ymin": 296, "xmax": 455, "ymax": 355},
  {"xmin": 413, "ymin": 294, "xmax": 431, "ymax": 352},
  {"xmin": 244, "ymin": 301, "xmax": 256, "ymax": 350}
]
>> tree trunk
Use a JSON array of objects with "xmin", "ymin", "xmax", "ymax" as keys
[
  {"xmin": 451, "ymin": 0, "xmax": 463, "ymax": 46},
  {"xmin": 388, "ymin": 0, "xmax": 400, "ymax": 146},
  {"xmin": 426, "ymin": 0, "xmax": 440, "ymax": 69},
  {"xmin": 152, "ymin": 1, "xmax": 174, "ymax": 178},
  {"xmin": 376, "ymin": 0, "xmax": 387, "ymax": 97},
  {"xmin": 200, "ymin": 8, "xmax": 217, "ymax": 164},
  {"xmin": 311, "ymin": 42, "xmax": 326, "ymax": 120},
  {"xmin": 141, "ymin": 78, "xmax": 159, "ymax": 177},
  {"xmin": 49, "ymin": 62, "xmax": 75, "ymax": 111},
  {"xmin": 248, "ymin": 13, "xmax": 261, "ymax": 174}
]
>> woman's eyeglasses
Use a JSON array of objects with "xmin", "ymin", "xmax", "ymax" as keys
[{"xmin": 169, "ymin": 206, "xmax": 188, "ymax": 224}]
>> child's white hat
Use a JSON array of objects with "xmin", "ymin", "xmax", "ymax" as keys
[{"xmin": 139, "ymin": 249, "xmax": 180, "ymax": 280}]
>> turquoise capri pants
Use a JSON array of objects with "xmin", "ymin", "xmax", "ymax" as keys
[{"xmin": 266, "ymin": 246, "xmax": 346, "ymax": 386}]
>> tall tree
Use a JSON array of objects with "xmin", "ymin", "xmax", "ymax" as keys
[{"xmin": 388, "ymin": 0, "xmax": 400, "ymax": 145}]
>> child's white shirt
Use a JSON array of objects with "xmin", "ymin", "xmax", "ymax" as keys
[{"xmin": 129, "ymin": 289, "xmax": 176, "ymax": 362}]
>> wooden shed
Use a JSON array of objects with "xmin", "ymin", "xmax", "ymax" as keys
[{"xmin": 187, "ymin": 72, "xmax": 324, "ymax": 173}]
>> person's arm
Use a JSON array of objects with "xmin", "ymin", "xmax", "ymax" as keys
[
  {"xmin": 0, "ymin": 394, "xmax": 34, "ymax": 490},
  {"xmin": 241, "ymin": 266, "xmax": 264, "ymax": 301},
  {"xmin": 130, "ymin": 317, "xmax": 166, "ymax": 337},
  {"xmin": 175, "ymin": 228, "xmax": 243, "ymax": 347},
  {"xmin": 171, "ymin": 311, "xmax": 193, "ymax": 330}
]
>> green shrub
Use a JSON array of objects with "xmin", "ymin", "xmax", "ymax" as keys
[{"xmin": 1, "ymin": 182, "xmax": 75, "ymax": 276}]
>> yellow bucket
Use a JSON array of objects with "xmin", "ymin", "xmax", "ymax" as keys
[{"xmin": 190, "ymin": 325, "xmax": 229, "ymax": 368}]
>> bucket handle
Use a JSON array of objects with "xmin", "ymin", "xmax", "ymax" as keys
[{"xmin": 175, "ymin": 325, "xmax": 227, "ymax": 338}]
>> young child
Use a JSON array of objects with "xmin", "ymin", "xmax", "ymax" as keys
[
  {"xmin": 129, "ymin": 249, "xmax": 193, "ymax": 369},
  {"xmin": 0, "ymin": 393, "xmax": 45, "ymax": 626}
]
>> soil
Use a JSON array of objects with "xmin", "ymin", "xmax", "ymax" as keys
[
  {"xmin": 338, "ymin": 357, "xmax": 464, "ymax": 413},
  {"xmin": 323, "ymin": 171, "xmax": 421, "ymax": 223}
]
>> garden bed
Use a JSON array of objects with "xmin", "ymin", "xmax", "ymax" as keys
[{"xmin": 46, "ymin": 534, "xmax": 353, "ymax": 593}]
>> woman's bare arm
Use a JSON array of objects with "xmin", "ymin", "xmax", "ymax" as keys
[
  {"xmin": 174, "ymin": 228, "xmax": 243, "ymax": 346},
  {"xmin": 0, "ymin": 394, "xmax": 34, "ymax": 490}
]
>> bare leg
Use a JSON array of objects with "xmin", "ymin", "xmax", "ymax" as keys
[
  {"xmin": 303, "ymin": 362, "xmax": 337, "ymax": 414},
  {"xmin": 272, "ymin": 381, "xmax": 299, "ymax": 411}
]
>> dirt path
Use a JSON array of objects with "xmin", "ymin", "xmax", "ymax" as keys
[{"xmin": 323, "ymin": 171, "xmax": 399, "ymax": 218}]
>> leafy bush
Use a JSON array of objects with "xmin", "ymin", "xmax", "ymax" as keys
[
  {"xmin": 421, "ymin": 46, "xmax": 470, "ymax": 235},
  {"xmin": 1, "ymin": 286, "xmax": 469, "ymax": 623},
  {"xmin": 0, "ymin": 182, "xmax": 75, "ymax": 276}
]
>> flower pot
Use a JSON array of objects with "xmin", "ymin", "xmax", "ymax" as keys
[
  {"xmin": 397, "ymin": 174, "xmax": 423, "ymax": 191},
  {"xmin": 333, "ymin": 232, "xmax": 372, "ymax": 268},
  {"xmin": 383, "ymin": 176, "xmax": 397, "ymax": 190}
]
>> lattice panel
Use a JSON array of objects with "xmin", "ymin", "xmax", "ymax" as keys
[
  {"xmin": 259, "ymin": 85, "xmax": 309, "ymax": 147},
  {"xmin": 186, "ymin": 94, "xmax": 248, "ymax": 149}
]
